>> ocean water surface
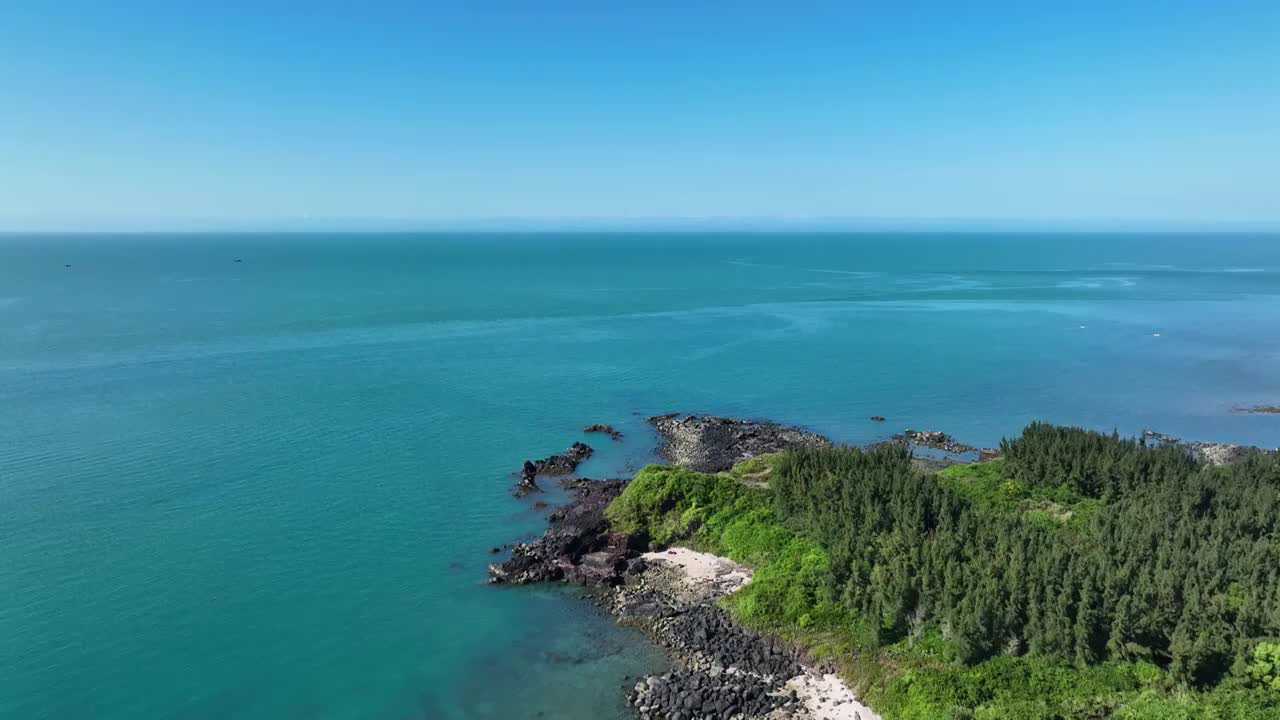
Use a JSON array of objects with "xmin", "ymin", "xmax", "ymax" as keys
[{"xmin": 3, "ymin": 232, "xmax": 1280, "ymax": 719}]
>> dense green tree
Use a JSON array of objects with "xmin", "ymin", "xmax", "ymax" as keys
[{"xmin": 771, "ymin": 427, "xmax": 1280, "ymax": 687}]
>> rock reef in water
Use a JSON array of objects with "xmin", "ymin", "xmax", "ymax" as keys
[
  {"xmin": 514, "ymin": 441, "xmax": 595, "ymax": 496},
  {"xmin": 1235, "ymin": 404, "xmax": 1280, "ymax": 415},
  {"xmin": 584, "ymin": 423, "xmax": 624, "ymax": 441},
  {"xmin": 645, "ymin": 414, "xmax": 830, "ymax": 473},
  {"xmin": 893, "ymin": 428, "xmax": 976, "ymax": 454}
]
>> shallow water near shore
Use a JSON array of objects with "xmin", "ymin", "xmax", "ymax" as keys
[{"xmin": 3, "ymin": 231, "xmax": 1280, "ymax": 719}]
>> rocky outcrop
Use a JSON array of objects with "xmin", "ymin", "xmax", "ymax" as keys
[
  {"xmin": 585, "ymin": 423, "xmax": 624, "ymax": 441},
  {"xmin": 1188, "ymin": 442, "xmax": 1257, "ymax": 465},
  {"xmin": 516, "ymin": 461, "xmax": 541, "ymax": 496},
  {"xmin": 514, "ymin": 441, "xmax": 595, "ymax": 496},
  {"xmin": 646, "ymin": 414, "xmax": 830, "ymax": 473},
  {"xmin": 489, "ymin": 479, "xmax": 644, "ymax": 585},
  {"xmin": 894, "ymin": 429, "xmax": 976, "ymax": 454},
  {"xmin": 1234, "ymin": 405, "xmax": 1280, "ymax": 414},
  {"xmin": 1141, "ymin": 430, "xmax": 1276, "ymax": 465}
]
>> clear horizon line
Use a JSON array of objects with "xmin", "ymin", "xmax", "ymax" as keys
[{"xmin": 3, "ymin": 215, "xmax": 1280, "ymax": 234}]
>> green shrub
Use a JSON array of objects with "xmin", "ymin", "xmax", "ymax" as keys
[{"xmin": 1249, "ymin": 641, "xmax": 1280, "ymax": 691}]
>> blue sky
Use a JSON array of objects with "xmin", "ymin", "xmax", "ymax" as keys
[{"xmin": 1, "ymin": 1, "xmax": 1277, "ymax": 230}]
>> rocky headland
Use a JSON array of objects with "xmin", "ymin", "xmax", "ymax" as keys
[{"xmin": 491, "ymin": 415, "xmax": 877, "ymax": 720}]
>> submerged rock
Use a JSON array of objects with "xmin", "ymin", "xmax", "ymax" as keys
[{"xmin": 645, "ymin": 414, "xmax": 830, "ymax": 473}]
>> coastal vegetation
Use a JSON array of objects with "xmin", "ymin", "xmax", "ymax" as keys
[{"xmin": 606, "ymin": 424, "xmax": 1280, "ymax": 719}]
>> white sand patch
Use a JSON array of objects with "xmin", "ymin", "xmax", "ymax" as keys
[
  {"xmin": 641, "ymin": 548, "xmax": 880, "ymax": 719},
  {"xmin": 782, "ymin": 671, "xmax": 880, "ymax": 720},
  {"xmin": 641, "ymin": 547, "xmax": 752, "ymax": 599}
]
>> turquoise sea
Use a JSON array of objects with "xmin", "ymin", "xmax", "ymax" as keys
[{"xmin": 3, "ymin": 232, "xmax": 1280, "ymax": 720}]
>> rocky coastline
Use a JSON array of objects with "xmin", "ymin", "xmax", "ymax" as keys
[
  {"xmin": 615, "ymin": 550, "xmax": 875, "ymax": 720},
  {"xmin": 490, "ymin": 505, "xmax": 875, "ymax": 719},
  {"xmin": 1141, "ymin": 429, "xmax": 1278, "ymax": 465}
]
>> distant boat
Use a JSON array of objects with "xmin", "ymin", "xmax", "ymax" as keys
[{"xmin": 234, "ymin": 258, "xmax": 243, "ymax": 263}]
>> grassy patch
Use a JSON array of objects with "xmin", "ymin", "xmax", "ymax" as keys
[
  {"xmin": 937, "ymin": 458, "xmax": 1104, "ymax": 531},
  {"xmin": 722, "ymin": 452, "xmax": 783, "ymax": 488}
]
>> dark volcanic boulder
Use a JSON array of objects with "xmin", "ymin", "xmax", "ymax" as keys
[
  {"xmin": 536, "ymin": 441, "xmax": 594, "ymax": 475},
  {"xmin": 513, "ymin": 442, "xmax": 595, "ymax": 496},
  {"xmin": 489, "ymin": 479, "xmax": 639, "ymax": 586},
  {"xmin": 645, "ymin": 414, "xmax": 830, "ymax": 473},
  {"xmin": 514, "ymin": 460, "xmax": 541, "ymax": 497}
]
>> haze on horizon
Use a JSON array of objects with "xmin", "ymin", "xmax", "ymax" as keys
[{"xmin": 1, "ymin": 2, "xmax": 1277, "ymax": 232}]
